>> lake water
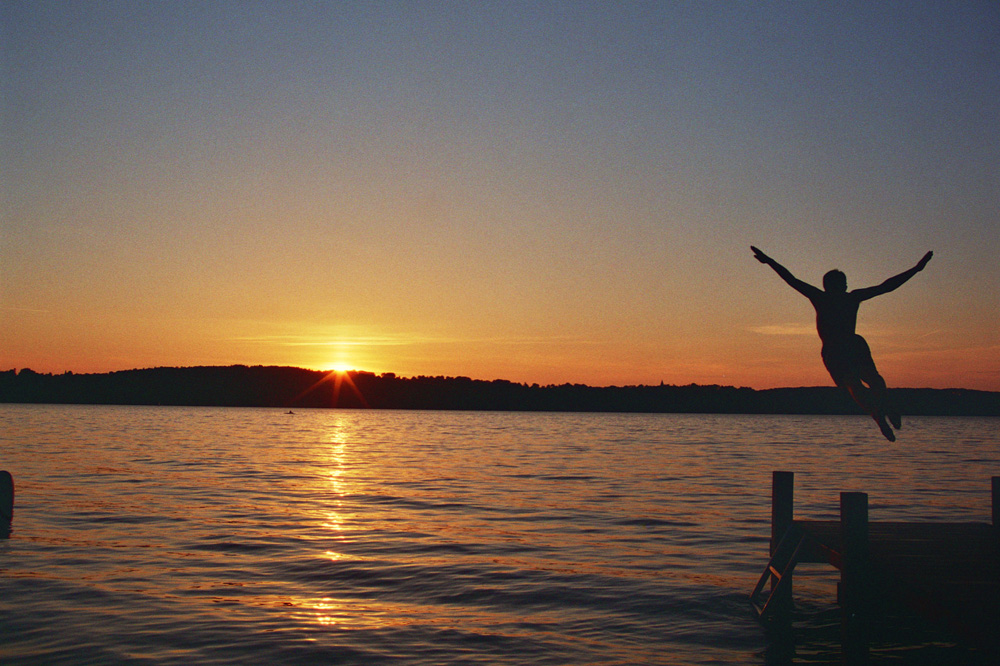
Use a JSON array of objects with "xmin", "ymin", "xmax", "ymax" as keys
[{"xmin": 1, "ymin": 405, "xmax": 997, "ymax": 665}]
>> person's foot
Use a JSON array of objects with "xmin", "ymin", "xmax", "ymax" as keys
[
  {"xmin": 888, "ymin": 412, "xmax": 901, "ymax": 430},
  {"xmin": 876, "ymin": 416, "xmax": 896, "ymax": 442}
]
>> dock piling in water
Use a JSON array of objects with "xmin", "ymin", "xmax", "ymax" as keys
[
  {"xmin": 839, "ymin": 492, "xmax": 870, "ymax": 664},
  {"xmin": 993, "ymin": 476, "xmax": 999, "ymax": 530},
  {"xmin": 770, "ymin": 471, "xmax": 794, "ymax": 555},
  {"xmin": 768, "ymin": 471, "xmax": 795, "ymax": 613},
  {"xmin": 0, "ymin": 470, "xmax": 12, "ymax": 538}
]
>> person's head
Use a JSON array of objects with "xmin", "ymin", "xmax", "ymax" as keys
[{"xmin": 823, "ymin": 269, "xmax": 847, "ymax": 293}]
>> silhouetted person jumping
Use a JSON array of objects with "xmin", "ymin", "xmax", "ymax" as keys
[{"xmin": 751, "ymin": 247, "xmax": 933, "ymax": 441}]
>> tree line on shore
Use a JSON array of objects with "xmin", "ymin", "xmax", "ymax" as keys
[{"xmin": 1, "ymin": 366, "xmax": 997, "ymax": 416}]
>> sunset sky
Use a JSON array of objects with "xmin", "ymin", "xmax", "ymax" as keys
[{"xmin": 3, "ymin": 1, "xmax": 998, "ymax": 390}]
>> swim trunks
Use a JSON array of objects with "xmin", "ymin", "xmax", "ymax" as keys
[{"xmin": 821, "ymin": 334, "xmax": 877, "ymax": 387}]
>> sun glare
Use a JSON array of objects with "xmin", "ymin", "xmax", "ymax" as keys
[{"xmin": 327, "ymin": 363, "xmax": 353, "ymax": 373}]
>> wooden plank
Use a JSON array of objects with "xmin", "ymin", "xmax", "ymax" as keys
[{"xmin": 794, "ymin": 521, "xmax": 995, "ymax": 559}]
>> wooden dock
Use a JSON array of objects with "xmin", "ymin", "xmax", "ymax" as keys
[{"xmin": 751, "ymin": 471, "xmax": 999, "ymax": 660}]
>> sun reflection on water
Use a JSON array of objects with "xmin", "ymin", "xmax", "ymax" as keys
[{"xmin": 319, "ymin": 414, "xmax": 351, "ymax": 536}]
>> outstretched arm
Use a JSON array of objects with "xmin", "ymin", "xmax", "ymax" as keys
[
  {"xmin": 751, "ymin": 246, "xmax": 820, "ymax": 298},
  {"xmin": 853, "ymin": 251, "xmax": 933, "ymax": 301}
]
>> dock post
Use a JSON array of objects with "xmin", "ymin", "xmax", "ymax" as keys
[
  {"xmin": 0, "ymin": 470, "xmax": 12, "ymax": 538},
  {"xmin": 770, "ymin": 471, "xmax": 795, "ymax": 612},
  {"xmin": 992, "ymin": 477, "xmax": 999, "ymax": 531},
  {"xmin": 771, "ymin": 471, "xmax": 794, "ymax": 554},
  {"xmin": 840, "ymin": 492, "xmax": 869, "ymax": 664}
]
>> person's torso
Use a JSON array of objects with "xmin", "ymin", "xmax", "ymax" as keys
[{"xmin": 809, "ymin": 291, "xmax": 860, "ymax": 347}]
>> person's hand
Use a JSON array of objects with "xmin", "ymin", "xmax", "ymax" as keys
[
  {"xmin": 751, "ymin": 246, "xmax": 771, "ymax": 264},
  {"xmin": 916, "ymin": 251, "xmax": 933, "ymax": 271}
]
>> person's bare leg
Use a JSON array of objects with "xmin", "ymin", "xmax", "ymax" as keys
[
  {"xmin": 846, "ymin": 382, "xmax": 895, "ymax": 442},
  {"xmin": 862, "ymin": 368, "xmax": 900, "ymax": 430}
]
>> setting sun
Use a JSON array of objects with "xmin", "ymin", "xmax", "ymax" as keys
[{"xmin": 326, "ymin": 363, "xmax": 354, "ymax": 374}]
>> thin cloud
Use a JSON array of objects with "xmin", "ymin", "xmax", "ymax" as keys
[
  {"xmin": 230, "ymin": 335, "xmax": 411, "ymax": 347},
  {"xmin": 229, "ymin": 333, "xmax": 605, "ymax": 348},
  {"xmin": 0, "ymin": 305, "xmax": 51, "ymax": 314},
  {"xmin": 749, "ymin": 323, "xmax": 814, "ymax": 336}
]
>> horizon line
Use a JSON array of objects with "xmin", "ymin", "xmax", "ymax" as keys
[{"xmin": 4, "ymin": 364, "xmax": 994, "ymax": 395}]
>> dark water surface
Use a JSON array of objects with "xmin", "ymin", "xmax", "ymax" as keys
[{"xmin": 1, "ymin": 405, "xmax": 997, "ymax": 664}]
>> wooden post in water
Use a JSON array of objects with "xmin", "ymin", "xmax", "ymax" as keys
[
  {"xmin": 771, "ymin": 471, "xmax": 794, "ymax": 554},
  {"xmin": 992, "ymin": 476, "xmax": 999, "ymax": 531},
  {"xmin": 770, "ymin": 471, "xmax": 795, "ymax": 612},
  {"xmin": 0, "ymin": 470, "xmax": 12, "ymax": 538},
  {"xmin": 840, "ymin": 491, "xmax": 869, "ymax": 665}
]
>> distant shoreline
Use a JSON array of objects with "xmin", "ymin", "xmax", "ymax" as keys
[{"xmin": 2, "ymin": 366, "xmax": 997, "ymax": 416}]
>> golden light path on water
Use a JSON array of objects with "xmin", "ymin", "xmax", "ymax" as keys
[{"xmin": 307, "ymin": 412, "xmax": 356, "ymax": 629}]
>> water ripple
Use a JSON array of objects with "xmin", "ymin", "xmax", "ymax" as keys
[{"xmin": 2, "ymin": 406, "xmax": 997, "ymax": 664}]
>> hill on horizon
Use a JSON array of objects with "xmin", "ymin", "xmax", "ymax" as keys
[{"xmin": 2, "ymin": 365, "xmax": 997, "ymax": 416}]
